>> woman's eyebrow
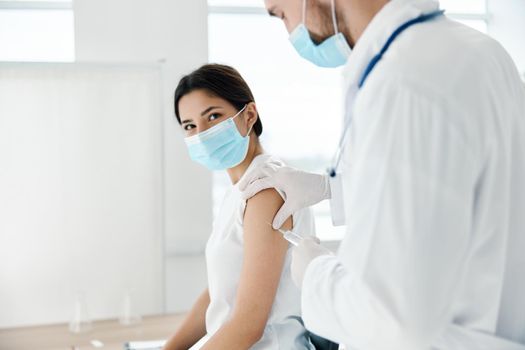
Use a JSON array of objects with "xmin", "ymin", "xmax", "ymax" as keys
[
  {"xmin": 181, "ymin": 106, "xmax": 223, "ymax": 124},
  {"xmin": 200, "ymin": 106, "xmax": 222, "ymax": 116}
]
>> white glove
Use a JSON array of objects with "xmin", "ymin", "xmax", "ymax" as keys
[
  {"xmin": 291, "ymin": 236, "xmax": 333, "ymax": 288},
  {"xmin": 238, "ymin": 164, "xmax": 331, "ymax": 229}
]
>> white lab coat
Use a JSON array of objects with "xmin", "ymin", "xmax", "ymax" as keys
[{"xmin": 302, "ymin": 0, "xmax": 525, "ymax": 349}]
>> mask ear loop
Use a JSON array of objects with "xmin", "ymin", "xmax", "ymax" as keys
[
  {"xmin": 232, "ymin": 104, "xmax": 253, "ymax": 137},
  {"xmin": 243, "ymin": 106, "xmax": 254, "ymax": 137},
  {"xmin": 302, "ymin": 0, "xmax": 307, "ymax": 25},
  {"xmin": 245, "ymin": 123, "xmax": 254, "ymax": 137},
  {"xmin": 331, "ymin": 0, "xmax": 339, "ymax": 35},
  {"xmin": 231, "ymin": 104, "xmax": 247, "ymax": 120}
]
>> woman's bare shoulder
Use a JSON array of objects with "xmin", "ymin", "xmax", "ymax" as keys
[{"xmin": 244, "ymin": 188, "xmax": 292, "ymax": 231}]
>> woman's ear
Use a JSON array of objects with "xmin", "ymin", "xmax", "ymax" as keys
[{"xmin": 245, "ymin": 102, "xmax": 258, "ymax": 133}]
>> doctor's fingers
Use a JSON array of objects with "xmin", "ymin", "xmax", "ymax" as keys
[
  {"xmin": 272, "ymin": 201, "xmax": 294, "ymax": 230},
  {"xmin": 238, "ymin": 163, "xmax": 277, "ymax": 192},
  {"xmin": 240, "ymin": 177, "xmax": 276, "ymax": 201}
]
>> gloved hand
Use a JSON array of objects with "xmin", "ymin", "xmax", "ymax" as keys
[
  {"xmin": 291, "ymin": 236, "xmax": 333, "ymax": 288},
  {"xmin": 238, "ymin": 164, "xmax": 331, "ymax": 229}
]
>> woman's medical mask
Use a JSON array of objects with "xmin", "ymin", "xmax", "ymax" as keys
[
  {"xmin": 184, "ymin": 105, "xmax": 252, "ymax": 171},
  {"xmin": 290, "ymin": 0, "xmax": 352, "ymax": 68}
]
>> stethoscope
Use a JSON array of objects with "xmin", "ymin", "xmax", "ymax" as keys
[{"xmin": 328, "ymin": 9, "xmax": 445, "ymax": 178}]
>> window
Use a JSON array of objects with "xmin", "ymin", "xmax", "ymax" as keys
[
  {"xmin": 441, "ymin": 0, "xmax": 486, "ymax": 13},
  {"xmin": 208, "ymin": 0, "xmax": 489, "ymax": 241},
  {"xmin": 441, "ymin": 0, "xmax": 488, "ymax": 32},
  {"xmin": 0, "ymin": 1, "xmax": 74, "ymax": 62}
]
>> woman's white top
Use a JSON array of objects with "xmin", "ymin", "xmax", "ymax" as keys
[{"xmin": 203, "ymin": 154, "xmax": 316, "ymax": 349}]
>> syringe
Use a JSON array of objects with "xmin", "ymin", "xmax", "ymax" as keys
[{"xmin": 268, "ymin": 223, "xmax": 303, "ymax": 246}]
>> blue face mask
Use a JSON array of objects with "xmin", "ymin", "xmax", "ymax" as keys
[
  {"xmin": 184, "ymin": 105, "xmax": 251, "ymax": 171},
  {"xmin": 289, "ymin": 0, "xmax": 352, "ymax": 68}
]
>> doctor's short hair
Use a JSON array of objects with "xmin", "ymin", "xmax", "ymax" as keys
[{"xmin": 174, "ymin": 64, "xmax": 263, "ymax": 137}]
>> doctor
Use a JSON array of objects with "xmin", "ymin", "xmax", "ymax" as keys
[{"xmin": 239, "ymin": 0, "xmax": 525, "ymax": 349}]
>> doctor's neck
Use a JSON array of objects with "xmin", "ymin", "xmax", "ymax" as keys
[
  {"xmin": 227, "ymin": 135, "xmax": 264, "ymax": 185},
  {"xmin": 338, "ymin": 0, "xmax": 389, "ymax": 47}
]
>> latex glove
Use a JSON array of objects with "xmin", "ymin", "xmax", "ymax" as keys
[
  {"xmin": 291, "ymin": 236, "xmax": 333, "ymax": 289},
  {"xmin": 238, "ymin": 164, "xmax": 331, "ymax": 229}
]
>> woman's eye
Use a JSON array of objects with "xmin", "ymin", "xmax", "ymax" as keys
[
  {"xmin": 209, "ymin": 113, "xmax": 221, "ymax": 122},
  {"xmin": 183, "ymin": 124, "xmax": 196, "ymax": 131}
]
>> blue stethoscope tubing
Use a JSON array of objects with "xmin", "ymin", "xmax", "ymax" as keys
[{"xmin": 328, "ymin": 10, "xmax": 445, "ymax": 178}]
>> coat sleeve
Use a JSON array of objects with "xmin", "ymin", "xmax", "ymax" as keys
[{"xmin": 301, "ymin": 77, "xmax": 481, "ymax": 349}]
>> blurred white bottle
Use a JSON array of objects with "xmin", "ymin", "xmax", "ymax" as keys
[
  {"xmin": 68, "ymin": 292, "xmax": 92, "ymax": 333},
  {"xmin": 119, "ymin": 289, "xmax": 142, "ymax": 325}
]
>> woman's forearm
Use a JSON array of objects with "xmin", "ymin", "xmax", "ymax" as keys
[{"xmin": 163, "ymin": 289, "xmax": 210, "ymax": 350}]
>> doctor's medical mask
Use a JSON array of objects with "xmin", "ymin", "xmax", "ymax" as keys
[
  {"xmin": 266, "ymin": 0, "xmax": 352, "ymax": 68},
  {"xmin": 290, "ymin": 0, "xmax": 352, "ymax": 67}
]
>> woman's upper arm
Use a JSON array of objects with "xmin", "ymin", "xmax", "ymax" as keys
[{"xmin": 231, "ymin": 188, "xmax": 292, "ymax": 333}]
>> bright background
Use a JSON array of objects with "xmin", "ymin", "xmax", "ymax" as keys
[{"xmin": 0, "ymin": 0, "xmax": 524, "ymax": 329}]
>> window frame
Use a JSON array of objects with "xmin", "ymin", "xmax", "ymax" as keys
[
  {"xmin": 208, "ymin": 2, "xmax": 491, "ymax": 24},
  {"xmin": 0, "ymin": 1, "xmax": 72, "ymax": 10}
]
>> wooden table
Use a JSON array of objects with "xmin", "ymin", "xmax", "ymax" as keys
[{"xmin": 0, "ymin": 314, "xmax": 185, "ymax": 350}]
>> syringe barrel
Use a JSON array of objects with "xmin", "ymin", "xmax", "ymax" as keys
[{"xmin": 283, "ymin": 230, "xmax": 302, "ymax": 246}]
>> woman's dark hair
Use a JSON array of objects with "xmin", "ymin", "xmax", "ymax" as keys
[{"xmin": 174, "ymin": 64, "xmax": 263, "ymax": 136}]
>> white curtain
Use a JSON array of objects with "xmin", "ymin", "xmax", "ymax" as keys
[{"xmin": 0, "ymin": 63, "xmax": 164, "ymax": 328}]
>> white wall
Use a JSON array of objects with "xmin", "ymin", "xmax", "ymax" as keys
[
  {"xmin": 74, "ymin": 0, "xmax": 211, "ymax": 314},
  {"xmin": 0, "ymin": 63, "xmax": 164, "ymax": 328},
  {"xmin": 488, "ymin": 0, "xmax": 525, "ymax": 77}
]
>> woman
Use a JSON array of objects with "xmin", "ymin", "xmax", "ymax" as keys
[{"xmin": 163, "ymin": 64, "xmax": 316, "ymax": 350}]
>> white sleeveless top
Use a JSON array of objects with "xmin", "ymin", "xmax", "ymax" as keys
[{"xmin": 201, "ymin": 154, "xmax": 316, "ymax": 350}]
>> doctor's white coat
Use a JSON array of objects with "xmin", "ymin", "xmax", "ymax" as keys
[{"xmin": 301, "ymin": 0, "xmax": 525, "ymax": 349}]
